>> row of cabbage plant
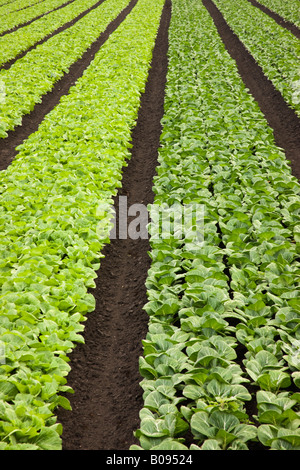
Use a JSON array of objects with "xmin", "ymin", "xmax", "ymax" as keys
[
  {"xmin": 0, "ymin": 0, "xmax": 49, "ymax": 15},
  {"xmin": 0, "ymin": 0, "xmax": 132, "ymax": 138},
  {"xmin": 213, "ymin": 0, "xmax": 300, "ymax": 117},
  {"xmin": 0, "ymin": 0, "xmax": 102, "ymax": 65},
  {"xmin": 132, "ymin": 0, "xmax": 300, "ymax": 450},
  {"xmin": 256, "ymin": 0, "xmax": 300, "ymax": 28},
  {"xmin": 0, "ymin": 0, "xmax": 72, "ymax": 34}
]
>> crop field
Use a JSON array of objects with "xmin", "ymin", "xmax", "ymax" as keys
[{"xmin": 0, "ymin": 0, "xmax": 299, "ymax": 452}]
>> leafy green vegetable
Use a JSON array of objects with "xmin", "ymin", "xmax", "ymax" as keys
[
  {"xmin": 133, "ymin": 0, "xmax": 300, "ymax": 451},
  {"xmin": 214, "ymin": 0, "xmax": 300, "ymax": 116},
  {"xmin": 0, "ymin": 0, "xmax": 131, "ymax": 137},
  {"xmin": 0, "ymin": 0, "xmax": 165, "ymax": 449}
]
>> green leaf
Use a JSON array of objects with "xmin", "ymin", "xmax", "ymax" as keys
[
  {"xmin": 144, "ymin": 391, "xmax": 170, "ymax": 412},
  {"xmin": 257, "ymin": 371, "xmax": 291, "ymax": 392},
  {"xmin": 190, "ymin": 411, "xmax": 216, "ymax": 439},
  {"xmin": 29, "ymin": 427, "xmax": 62, "ymax": 450},
  {"xmin": 151, "ymin": 439, "xmax": 188, "ymax": 450},
  {"xmin": 136, "ymin": 418, "xmax": 169, "ymax": 439},
  {"xmin": 209, "ymin": 410, "xmax": 240, "ymax": 432},
  {"xmin": 277, "ymin": 428, "xmax": 300, "ymax": 447},
  {"xmin": 200, "ymin": 439, "xmax": 222, "ymax": 450},
  {"xmin": 215, "ymin": 428, "xmax": 237, "ymax": 447},
  {"xmin": 257, "ymin": 424, "xmax": 278, "ymax": 446}
]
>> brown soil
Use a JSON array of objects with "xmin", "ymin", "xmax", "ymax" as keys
[
  {"xmin": 0, "ymin": 0, "xmax": 138, "ymax": 171},
  {"xmin": 204, "ymin": 0, "xmax": 300, "ymax": 181},
  {"xmin": 55, "ymin": 0, "xmax": 171, "ymax": 450}
]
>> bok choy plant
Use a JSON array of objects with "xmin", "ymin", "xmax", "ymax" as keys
[{"xmin": 132, "ymin": 0, "xmax": 300, "ymax": 451}]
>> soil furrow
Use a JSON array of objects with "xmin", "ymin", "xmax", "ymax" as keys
[
  {"xmin": 203, "ymin": 0, "xmax": 300, "ymax": 181},
  {"xmin": 246, "ymin": 0, "xmax": 300, "ymax": 39},
  {"xmin": 0, "ymin": 0, "xmax": 137, "ymax": 172},
  {"xmin": 0, "ymin": 0, "xmax": 75, "ymax": 38},
  {"xmin": 1, "ymin": 0, "xmax": 106, "ymax": 69},
  {"xmin": 55, "ymin": 0, "xmax": 171, "ymax": 451}
]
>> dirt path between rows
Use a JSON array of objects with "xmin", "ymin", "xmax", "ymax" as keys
[
  {"xmin": 55, "ymin": 0, "xmax": 171, "ymax": 450},
  {"xmin": 204, "ymin": 0, "xmax": 300, "ymax": 181},
  {"xmin": 0, "ymin": 0, "xmax": 137, "ymax": 171}
]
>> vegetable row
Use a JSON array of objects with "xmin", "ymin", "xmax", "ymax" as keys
[
  {"xmin": 0, "ymin": 0, "xmax": 14, "ymax": 8},
  {"xmin": 256, "ymin": 0, "xmax": 300, "ymax": 28},
  {"xmin": 0, "ymin": 0, "xmax": 165, "ymax": 449},
  {"xmin": 132, "ymin": 0, "xmax": 300, "ymax": 451},
  {"xmin": 0, "ymin": 0, "xmax": 72, "ymax": 35},
  {"xmin": 0, "ymin": 0, "xmax": 100, "ymax": 66},
  {"xmin": 0, "ymin": 0, "xmax": 130, "ymax": 139},
  {"xmin": 213, "ymin": 0, "xmax": 300, "ymax": 117},
  {"xmin": 0, "ymin": 0, "xmax": 46, "ymax": 15}
]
